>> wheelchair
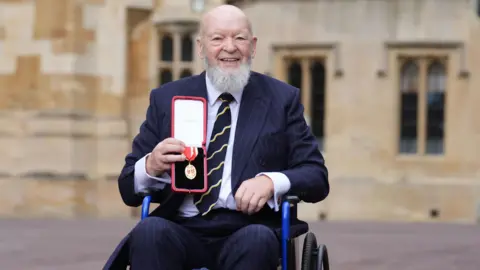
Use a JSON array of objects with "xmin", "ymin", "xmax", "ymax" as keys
[{"xmin": 141, "ymin": 195, "xmax": 330, "ymax": 270}]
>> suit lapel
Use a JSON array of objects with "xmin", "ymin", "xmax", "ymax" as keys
[
  {"xmin": 178, "ymin": 71, "xmax": 209, "ymax": 101},
  {"xmin": 232, "ymin": 73, "xmax": 271, "ymax": 190}
]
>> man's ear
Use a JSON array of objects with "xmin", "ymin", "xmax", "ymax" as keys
[
  {"xmin": 196, "ymin": 37, "xmax": 204, "ymax": 59},
  {"xmin": 250, "ymin": 36, "xmax": 258, "ymax": 59}
]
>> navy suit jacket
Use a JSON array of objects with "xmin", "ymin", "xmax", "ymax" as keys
[{"xmin": 103, "ymin": 71, "xmax": 329, "ymax": 269}]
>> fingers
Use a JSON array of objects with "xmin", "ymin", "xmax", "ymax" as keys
[
  {"xmin": 160, "ymin": 153, "xmax": 186, "ymax": 163},
  {"xmin": 161, "ymin": 144, "xmax": 185, "ymax": 154},
  {"xmin": 235, "ymin": 184, "xmax": 268, "ymax": 215},
  {"xmin": 255, "ymin": 197, "xmax": 267, "ymax": 213},
  {"xmin": 234, "ymin": 186, "xmax": 246, "ymax": 211},
  {"xmin": 154, "ymin": 137, "xmax": 186, "ymax": 162},
  {"xmin": 246, "ymin": 195, "xmax": 268, "ymax": 214},
  {"xmin": 154, "ymin": 155, "xmax": 185, "ymax": 172},
  {"xmin": 148, "ymin": 138, "xmax": 187, "ymax": 174},
  {"xmin": 162, "ymin": 137, "xmax": 186, "ymax": 147},
  {"xmin": 240, "ymin": 190, "xmax": 255, "ymax": 214},
  {"xmin": 247, "ymin": 194, "xmax": 260, "ymax": 214},
  {"xmin": 159, "ymin": 139, "xmax": 185, "ymax": 154}
]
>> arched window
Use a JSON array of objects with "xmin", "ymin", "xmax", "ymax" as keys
[
  {"xmin": 181, "ymin": 34, "xmax": 193, "ymax": 62},
  {"xmin": 397, "ymin": 57, "xmax": 448, "ymax": 156},
  {"xmin": 157, "ymin": 28, "xmax": 195, "ymax": 86},
  {"xmin": 160, "ymin": 35, "xmax": 173, "ymax": 62},
  {"xmin": 159, "ymin": 69, "xmax": 172, "ymax": 85},
  {"xmin": 399, "ymin": 60, "xmax": 419, "ymax": 154},
  {"xmin": 310, "ymin": 60, "xmax": 326, "ymax": 148},
  {"xmin": 426, "ymin": 61, "xmax": 446, "ymax": 154},
  {"xmin": 287, "ymin": 60, "xmax": 302, "ymax": 100},
  {"xmin": 287, "ymin": 60, "xmax": 302, "ymax": 88},
  {"xmin": 180, "ymin": 69, "xmax": 192, "ymax": 78}
]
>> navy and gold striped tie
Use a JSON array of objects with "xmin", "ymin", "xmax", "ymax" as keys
[{"xmin": 194, "ymin": 93, "xmax": 234, "ymax": 216}]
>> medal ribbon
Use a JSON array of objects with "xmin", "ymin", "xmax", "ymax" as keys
[
  {"xmin": 184, "ymin": 147, "xmax": 198, "ymax": 180},
  {"xmin": 184, "ymin": 147, "xmax": 198, "ymax": 163}
]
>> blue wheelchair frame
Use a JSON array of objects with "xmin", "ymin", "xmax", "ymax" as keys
[{"xmin": 140, "ymin": 195, "xmax": 301, "ymax": 270}]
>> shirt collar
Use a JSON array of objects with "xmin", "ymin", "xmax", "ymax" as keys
[{"xmin": 205, "ymin": 72, "xmax": 243, "ymax": 106}]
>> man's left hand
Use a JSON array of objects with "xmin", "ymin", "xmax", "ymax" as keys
[{"xmin": 234, "ymin": 175, "xmax": 274, "ymax": 215}]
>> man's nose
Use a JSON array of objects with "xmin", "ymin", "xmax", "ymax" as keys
[{"xmin": 222, "ymin": 38, "xmax": 237, "ymax": 53}]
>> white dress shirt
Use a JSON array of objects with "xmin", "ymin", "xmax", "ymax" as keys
[{"xmin": 133, "ymin": 74, "xmax": 291, "ymax": 217}]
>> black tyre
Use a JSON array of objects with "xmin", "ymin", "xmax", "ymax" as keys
[
  {"xmin": 317, "ymin": 244, "xmax": 330, "ymax": 270},
  {"xmin": 286, "ymin": 239, "xmax": 297, "ymax": 270},
  {"xmin": 301, "ymin": 232, "xmax": 318, "ymax": 270}
]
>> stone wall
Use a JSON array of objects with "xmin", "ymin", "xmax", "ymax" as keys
[
  {"xmin": 239, "ymin": 0, "xmax": 480, "ymax": 223},
  {"xmin": 1, "ymin": 0, "xmax": 479, "ymax": 222},
  {"xmin": 0, "ymin": 0, "xmax": 139, "ymax": 218}
]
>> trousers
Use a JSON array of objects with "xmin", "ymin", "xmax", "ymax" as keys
[{"xmin": 129, "ymin": 209, "xmax": 280, "ymax": 270}]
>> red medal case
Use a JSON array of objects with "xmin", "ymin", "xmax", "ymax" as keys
[{"xmin": 171, "ymin": 96, "xmax": 208, "ymax": 193}]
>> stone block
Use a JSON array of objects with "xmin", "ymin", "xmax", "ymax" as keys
[
  {"xmin": 0, "ymin": 177, "xmax": 26, "ymax": 217},
  {"xmin": 95, "ymin": 179, "xmax": 133, "ymax": 218},
  {"xmin": 17, "ymin": 137, "xmax": 91, "ymax": 176},
  {"xmin": 0, "ymin": 177, "xmax": 81, "ymax": 218},
  {"xmin": 96, "ymin": 138, "xmax": 129, "ymax": 177},
  {"xmin": 26, "ymin": 117, "xmax": 93, "ymax": 137},
  {"xmin": 95, "ymin": 117, "xmax": 128, "ymax": 138},
  {"xmin": 24, "ymin": 114, "xmax": 127, "ymax": 138},
  {"xmin": 0, "ymin": 137, "xmax": 24, "ymax": 175},
  {"xmin": 325, "ymin": 178, "xmax": 480, "ymax": 223},
  {"xmin": 33, "ymin": 0, "xmax": 95, "ymax": 54},
  {"xmin": 0, "ymin": 177, "xmax": 132, "ymax": 218},
  {"xmin": 0, "ymin": 114, "xmax": 23, "ymax": 137}
]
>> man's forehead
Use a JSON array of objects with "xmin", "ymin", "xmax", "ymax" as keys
[
  {"xmin": 205, "ymin": 25, "xmax": 250, "ymax": 35},
  {"xmin": 200, "ymin": 5, "xmax": 252, "ymax": 35},
  {"xmin": 203, "ymin": 17, "xmax": 251, "ymax": 35}
]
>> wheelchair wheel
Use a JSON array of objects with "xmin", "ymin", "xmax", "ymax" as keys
[
  {"xmin": 301, "ymin": 232, "xmax": 318, "ymax": 270},
  {"xmin": 317, "ymin": 244, "xmax": 330, "ymax": 270}
]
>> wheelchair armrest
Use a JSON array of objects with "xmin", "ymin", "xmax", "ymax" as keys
[
  {"xmin": 282, "ymin": 195, "xmax": 300, "ymax": 219},
  {"xmin": 284, "ymin": 195, "xmax": 300, "ymax": 205},
  {"xmin": 138, "ymin": 191, "xmax": 151, "ymax": 197},
  {"xmin": 139, "ymin": 191, "xmax": 152, "ymax": 220},
  {"xmin": 280, "ymin": 195, "xmax": 301, "ymax": 268}
]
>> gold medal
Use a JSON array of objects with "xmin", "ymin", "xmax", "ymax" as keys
[
  {"xmin": 183, "ymin": 147, "xmax": 199, "ymax": 180},
  {"xmin": 185, "ymin": 164, "xmax": 197, "ymax": 180}
]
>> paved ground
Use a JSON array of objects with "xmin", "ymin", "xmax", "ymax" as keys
[{"xmin": 1, "ymin": 219, "xmax": 479, "ymax": 270}]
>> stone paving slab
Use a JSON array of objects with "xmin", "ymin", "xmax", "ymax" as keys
[{"xmin": 1, "ymin": 219, "xmax": 479, "ymax": 270}]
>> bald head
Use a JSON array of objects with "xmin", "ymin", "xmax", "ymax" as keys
[
  {"xmin": 199, "ymin": 5, "xmax": 253, "ymax": 38},
  {"xmin": 195, "ymin": 4, "xmax": 257, "ymax": 94}
]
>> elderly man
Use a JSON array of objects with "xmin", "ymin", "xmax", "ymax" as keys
[{"xmin": 103, "ymin": 4, "xmax": 329, "ymax": 270}]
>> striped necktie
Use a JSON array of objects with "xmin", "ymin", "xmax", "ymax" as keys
[{"xmin": 194, "ymin": 93, "xmax": 234, "ymax": 216}]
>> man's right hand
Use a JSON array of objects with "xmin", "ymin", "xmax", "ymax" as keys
[{"xmin": 146, "ymin": 138, "xmax": 186, "ymax": 176}]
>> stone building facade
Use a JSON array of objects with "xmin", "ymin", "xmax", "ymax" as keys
[{"xmin": 0, "ymin": 0, "xmax": 479, "ymax": 223}]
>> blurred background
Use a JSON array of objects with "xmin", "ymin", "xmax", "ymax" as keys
[{"xmin": 0, "ymin": 0, "xmax": 479, "ymax": 269}]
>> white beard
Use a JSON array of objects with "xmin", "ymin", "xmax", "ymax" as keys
[{"xmin": 204, "ymin": 58, "xmax": 251, "ymax": 94}]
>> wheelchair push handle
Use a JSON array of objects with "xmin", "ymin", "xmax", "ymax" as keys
[{"xmin": 285, "ymin": 195, "xmax": 300, "ymax": 204}]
